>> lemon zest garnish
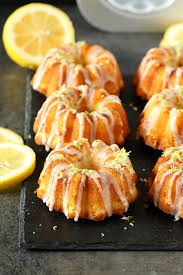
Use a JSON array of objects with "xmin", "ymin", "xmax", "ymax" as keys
[
  {"xmin": 84, "ymin": 111, "xmax": 94, "ymax": 118},
  {"xmin": 76, "ymin": 41, "xmax": 86, "ymax": 47},
  {"xmin": 59, "ymin": 84, "xmax": 72, "ymax": 95},
  {"xmin": 174, "ymin": 215, "xmax": 180, "ymax": 222},
  {"xmin": 169, "ymin": 166, "xmax": 183, "ymax": 174},
  {"xmin": 68, "ymin": 163, "xmax": 93, "ymax": 177},
  {"xmin": 77, "ymin": 84, "xmax": 88, "ymax": 91},
  {"xmin": 140, "ymin": 177, "xmax": 147, "ymax": 183},
  {"xmin": 105, "ymin": 148, "xmax": 134, "ymax": 174},
  {"xmin": 93, "ymin": 140, "xmax": 103, "ymax": 147},
  {"xmin": 113, "ymin": 148, "xmax": 131, "ymax": 163},
  {"xmin": 73, "ymin": 138, "xmax": 88, "ymax": 150},
  {"xmin": 162, "ymin": 147, "xmax": 183, "ymax": 162},
  {"xmin": 121, "ymin": 216, "xmax": 133, "ymax": 221},
  {"xmin": 54, "ymin": 50, "xmax": 75, "ymax": 66}
]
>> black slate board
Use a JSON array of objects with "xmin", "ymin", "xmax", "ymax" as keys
[{"xmin": 19, "ymin": 74, "xmax": 183, "ymax": 250}]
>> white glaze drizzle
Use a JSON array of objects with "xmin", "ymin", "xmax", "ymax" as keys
[
  {"xmin": 92, "ymin": 111, "xmax": 114, "ymax": 144},
  {"xmin": 170, "ymin": 108, "xmax": 183, "ymax": 146},
  {"xmin": 154, "ymin": 170, "xmax": 174, "ymax": 206},
  {"xmin": 139, "ymin": 59, "xmax": 157, "ymax": 83},
  {"xmin": 168, "ymin": 172, "xmax": 180, "ymax": 211},
  {"xmin": 162, "ymin": 66, "xmax": 174, "ymax": 90},
  {"xmin": 76, "ymin": 112, "xmax": 86, "ymax": 138},
  {"xmin": 43, "ymin": 163, "xmax": 68, "ymax": 207},
  {"xmin": 35, "ymin": 96, "xmax": 68, "ymax": 150},
  {"xmin": 139, "ymin": 105, "xmax": 160, "ymax": 137},
  {"xmin": 174, "ymin": 67, "xmax": 183, "ymax": 88},
  {"xmin": 32, "ymin": 48, "xmax": 57, "ymax": 90},
  {"xmin": 55, "ymin": 110, "xmax": 71, "ymax": 149},
  {"xmin": 172, "ymin": 174, "xmax": 183, "ymax": 217},
  {"xmin": 74, "ymin": 174, "xmax": 86, "ymax": 221}
]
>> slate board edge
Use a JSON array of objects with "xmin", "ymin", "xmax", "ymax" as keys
[
  {"xmin": 19, "ymin": 239, "xmax": 180, "ymax": 251},
  {"xmin": 19, "ymin": 74, "xmax": 32, "ymax": 249}
]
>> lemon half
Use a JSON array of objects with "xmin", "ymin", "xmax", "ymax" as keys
[
  {"xmin": 2, "ymin": 3, "xmax": 75, "ymax": 69},
  {"xmin": 160, "ymin": 22, "xmax": 183, "ymax": 50},
  {"xmin": 0, "ymin": 126, "xmax": 24, "ymax": 144},
  {"xmin": 0, "ymin": 143, "xmax": 36, "ymax": 190}
]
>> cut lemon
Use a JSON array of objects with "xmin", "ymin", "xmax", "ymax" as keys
[
  {"xmin": 160, "ymin": 22, "xmax": 183, "ymax": 50},
  {"xmin": 2, "ymin": 3, "xmax": 75, "ymax": 69},
  {"xmin": 0, "ymin": 143, "xmax": 36, "ymax": 190},
  {"xmin": 0, "ymin": 127, "xmax": 24, "ymax": 144}
]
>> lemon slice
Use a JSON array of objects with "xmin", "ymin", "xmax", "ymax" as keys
[
  {"xmin": 160, "ymin": 23, "xmax": 183, "ymax": 50},
  {"xmin": 0, "ymin": 143, "xmax": 36, "ymax": 190},
  {"xmin": 2, "ymin": 3, "xmax": 75, "ymax": 69},
  {"xmin": 0, "ymin": 127, "xmax": 24, "ymax": 144}
]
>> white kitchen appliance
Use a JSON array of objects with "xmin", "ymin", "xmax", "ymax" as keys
[{"xmin": 76, "ymin": 0, "xmax": 183, "ymax": 32}]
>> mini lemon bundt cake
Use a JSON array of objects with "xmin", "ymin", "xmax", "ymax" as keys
[
  {"xmin": 36, "ymin": 139, "xmax": 138, "ymax": 221},
  {"xmin": 137, "ymin": 88, "xmax": 183, "ymax": 150},
  {"xmin": 133, "ymin": 47, "xmax": 183, "ymax": 100},
  {"xmin": 147, "ymin": 146, "xmax": 183, "ymax": 220},
  {"xmin": 31, "ymin": 41, "xmax": 124, "ymax": 97},
  {"xmin": 33, "ymin": 85, "xmax": 130, "ymax": 150}
]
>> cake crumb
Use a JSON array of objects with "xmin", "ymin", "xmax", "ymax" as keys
[
  {"xmin": 101, "ymin": 233, "xmax": 104, "ymax": 237},
  {"xmin": 132, "ymin": 106, "xmax": 138, "ymax": 111},
  {"xmin": 39, "ymin": 224, "xmax": 42, "ymax": 227},
  {"xmin": 33, "ymin": 231, "xmax": 36, "ymax": 235},
  {"xmin": 144, "ymin": 203, "xmax": 149, "ymax": 209},
  {"xmin": 53, "ymin": 225, "xmax": 58, "ymax": 231},
  {"xmin": 153, "ymin": 140, "xmax": 157, "ymax": 147},
  {"xmin": 121, "ymin": 215, "xmax": 133, "ymax": 221},
  {"xmin": 123, "ymin": 227, "xmax": 127, "ymax": 230},
  {"xmin": 140, "ymin": 177, "xmax": 147, "ymax": 183},
  {"xmin": 129, "ymin": 102, "xmax": 138, "ymax": 111},
  {"xmin": 174, "ymin": 216, "xmax": 180, "ymax": 222}
]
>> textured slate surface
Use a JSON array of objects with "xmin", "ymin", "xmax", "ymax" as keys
[
  {"xmin": 1, "ymin": 3, "xmax": 183, "ymax": 274},
  {"xmin": 19, "ymin": 73, "xmax": 183, "ymax": 250}
]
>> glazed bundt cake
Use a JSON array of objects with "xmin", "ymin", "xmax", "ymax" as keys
[
  {"xmin": 137, "ymin": 88, "xmax": 183, "ymax": 150},
  {"xmin": 31, "ymin": 41, "xmax": 124, "ymax": 97},
  {"xmin": 133, "ymin": 47, "xmax": 183, "ymax": 100},
  {"xmin": 147, "ymin": 146, "xmax": 183, "ymax": 219},
  {"xmin": 36, "ymin": 138, "xmax": 138, "ymax": 221},
  {"xmin": 33, "ymin": 85, "xmax": 130, "ymax": 150}
]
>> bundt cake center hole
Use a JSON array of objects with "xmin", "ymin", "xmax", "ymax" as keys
[
  {"xmin": 73, "ymin": 100, "xmax": 95, "ymax": 113},
  {"xmin": 74, "ymin": 153, "xmax": 98, "ymax": 171}
]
